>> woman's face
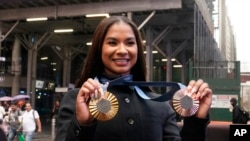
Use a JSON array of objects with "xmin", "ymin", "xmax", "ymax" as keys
[{"xmin": 102, "ymin": 22, "xmax": 138, "ymax": 76}]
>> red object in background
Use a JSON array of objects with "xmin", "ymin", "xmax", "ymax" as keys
[
  {"xmin": 162, "ymin": 65, "xmax": 167, "ymax": 70},
  {"xmin": 17, "ymin": 100, "xmax": 25, "ymax": 108}
]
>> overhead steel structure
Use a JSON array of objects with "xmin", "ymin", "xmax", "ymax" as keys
[{"xmin": 0, "ymin": 0, "xmax": 223, "ymax": 106}]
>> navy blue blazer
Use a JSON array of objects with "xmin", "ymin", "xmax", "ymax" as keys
[{"xmin": 56, "ymin": 84, "xmax": 209, "ymax": 141}]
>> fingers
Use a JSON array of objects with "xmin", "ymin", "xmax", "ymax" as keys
[
  {"xmin": 82, "ymin": 78, "xmax": 101, "ymax": 93},
  {"xmin": 187, "ymin": 79, "xmax": 212, "ymax": 100},
  {"xmin": 76, "ymin": 78, "xmax": 101, "ymax": 125},
  {"xmin": 79, "ymin": 78, "xmax": 102, "ymax": 103}
]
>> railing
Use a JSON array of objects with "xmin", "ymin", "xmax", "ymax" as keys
[{"xmin": 190, "ymin": 61, "xmax": 240, "ymax": 79}]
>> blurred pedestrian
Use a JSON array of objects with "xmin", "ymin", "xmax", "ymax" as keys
[
  {"xmin": 230, "ymin": 97, "xmax": 246, "ymax": 124},
  {"xmin": 0, "ymin": 102, "xmax": 6, "ymax": 137},
  {"xmin": 1, "ymin": 99, "xmax": 11, "ymax": 136},
  {"xmin": 3, "ymin": 101, "xmax": 10, "ymax": 114},
  {"xmin": 7, "ymin": 102, "xmax": 22, "ymax": 141},
  {"xmin": 51, "ymin": 100, "xmax": 60, "ymax": 119},
  {"xmin": 0, "ymin": 127, "xmax": 7, "ymax": 141},
  {"xmin": 0, "ymin": 102, "xmax": 6, "ymax": 124},
  {"xmin": 2, "ymin": 114, "xmax": 9, "ymax": 136},
  {"xmin": 21, "ymin": 102, "xmax": 42, "ymax": 141}
]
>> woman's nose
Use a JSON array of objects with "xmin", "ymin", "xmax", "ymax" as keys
[{"xmin": 117, "ymin": 43, "xmax": 127, "ymax": 53}]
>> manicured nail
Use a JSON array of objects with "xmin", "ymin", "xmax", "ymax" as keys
[{"xmin": 191, "ymin": 87, "xmax": 197, "ymax": 93}]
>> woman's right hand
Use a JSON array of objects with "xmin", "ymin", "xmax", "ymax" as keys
[{"xmin": 76, "ymin": 78, "xmax": 102, "ymax": 125}]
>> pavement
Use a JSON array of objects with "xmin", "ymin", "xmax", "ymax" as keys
[
  {"xmin": 25, "ymin": 120, "xmax": 250, "ymax": 141},
  {"xmin": 33, "ymin": 121, "xmax": 54, "ymax": 141}
]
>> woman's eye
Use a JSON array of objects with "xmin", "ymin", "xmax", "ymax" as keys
[
  {"xmin": 127, "ymin": 41, "xmax": 136, "ymax": 46},
  {"xmin": 108, "ymin": 41, "xmax": 116, "ymax": 46}
]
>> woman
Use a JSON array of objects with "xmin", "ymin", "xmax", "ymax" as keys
[{"xmin": 56, "ymin": 16, "xmax": 212, "ymax": 141}]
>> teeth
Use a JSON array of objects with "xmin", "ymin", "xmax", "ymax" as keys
[{"xmin": 114, "ymin": 59, "xmax": 127, "ymax": 62}]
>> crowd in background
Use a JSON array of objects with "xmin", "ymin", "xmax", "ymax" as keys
[{"xmin": 0, "ymin": 98, "xmax": 59, "ymax": 141}]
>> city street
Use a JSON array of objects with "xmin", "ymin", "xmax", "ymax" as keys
[{"xmin": 33, "ymin": 122, "xmax": 54, "ymax": 141}]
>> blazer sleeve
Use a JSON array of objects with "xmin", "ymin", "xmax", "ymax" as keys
[
  {"xmin": 162, "ymin": 101, "xmax": 209, "ymax": 141},
  {"xmin": 55, "ymin": 89, "xmax": 97, "ymax": 141},
  {"xmin": 162, "ymin": 102, "xmax": 182, "ymax": 141}
]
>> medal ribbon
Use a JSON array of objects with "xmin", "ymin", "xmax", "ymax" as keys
[{"xmin": 98, "ymin": 75, "xmax": 186, "ymax": 102}]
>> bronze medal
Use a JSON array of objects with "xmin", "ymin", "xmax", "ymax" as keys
[
  {"xmin": 89, "ymin": 85, "xmax": 119, "ymax": 121},
  {"xmin": 172, "ymin": 89, "xmax": 199, "ymax": 117}
]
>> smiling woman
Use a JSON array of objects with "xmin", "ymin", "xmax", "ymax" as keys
[
  {"xmin": 55, "ymin": 16, "xmax": 213, "ymax": 141},
  {"xmin": 101, "ymin": 22, "xmax": 138, "ymax": 76}
]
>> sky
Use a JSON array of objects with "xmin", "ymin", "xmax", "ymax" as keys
[{"xmin": 226, "ymin": 0, "xmax": 250, "ymax": 72}]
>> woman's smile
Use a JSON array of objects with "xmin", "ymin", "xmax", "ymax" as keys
[
  {"xmin": 102, "ymin": 21, "xmax": 138, "ymax": 76},
  {"xmin": 112, "ymin": 58, "xmax": 130, "ymax": 65}
]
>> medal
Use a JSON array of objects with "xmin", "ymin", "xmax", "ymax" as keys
[
  {"xmin": 89, "ymin": 83, "xmax": 119, "ymax": 121},
  {"xmin": 172, "ymin": 89, "xmax": 199, "ymax": 117},
  {"xmin": 89, "ymin": 75, "xmax": 199, "ymax": 120}
]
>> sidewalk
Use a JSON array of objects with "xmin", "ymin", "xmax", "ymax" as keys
[{"xmin": 33, "ymin": 122, "xmax": 54, "ymax": 141}]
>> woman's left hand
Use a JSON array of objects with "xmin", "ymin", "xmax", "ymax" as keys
[{"xmin": 186, "ymin": 79, "xmax": 213, "ymax": 119}]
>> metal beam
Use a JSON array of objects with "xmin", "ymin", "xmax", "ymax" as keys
[
  {"xmin": 170, "ymin": 40, "xmax": 188, "ymax": 58},
  {"xmin": 134, "ymin": 13, "xmax": 194, "ymax": 26},
  {"xmin": 151, "ymin": 26, "xmax": 173, "ymax": 57},
  {"xmin": 0, "ymin": 21, "xmax": 19, "ymax": 42},
  {"xmin": 0, "ymin": 0, "xmax": 182, "ymax": 21},
  {"xmin": 152, "ymin": 26, "xmax": 172, "ymax": 45},
  {"xmin": 138, "ymin": 11, "xmax": 155, "ymax": 30}
]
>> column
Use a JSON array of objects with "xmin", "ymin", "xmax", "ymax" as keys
[{"xmin": 11, "ymin": 37, "xmax": 21, "ymax": 96}]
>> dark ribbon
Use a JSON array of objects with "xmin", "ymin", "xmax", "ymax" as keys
[{"xmin": 99, "ymin": 75, "xmax": 186, "ymax": 102}]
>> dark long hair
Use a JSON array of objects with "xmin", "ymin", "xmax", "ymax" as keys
[{"xmin": 75, "ymin": 16, "xmax": 147, "ymax": 87}]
